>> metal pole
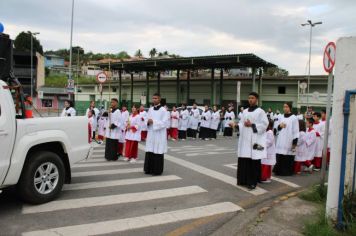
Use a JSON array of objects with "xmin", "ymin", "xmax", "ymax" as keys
[
  {"xmin": 69, "ymin": 0, "xmax": 75, "ymax": 101},
  {"xmin": 320, "ymin": 71, "xmax": 333, "ymax": 186},
  {"xmin": 176, "ymin": 69, "xmax": 180, "ymax": 106},
  {"xmin": 187, "ymin": 70, "xmax": 190, "ymax": 104},
  {"xmin": 30, "ymin": 33, "xmax": 33, "ymax": 99},
  {"xmin": 157, "ymin": 71, "xmax": 161, "ymax": 94},
  {"xmin": 307, "ymin": 26, "xmax": 313, "ymax": 107},
  {"xmin": 119, "ymin": 70, "xmax": 122, "ymax": 107},
  {"xmin": 219, "ymin": 68, "xmax": 223, "ymax": 105},
  {"xmin": 146, "ymin": 71, "xmax": 149, "ymax": 106},
  {"xmin": 211, "ymin": 68, "xmax": 215, "ymax": 106},
  {"xmin": 252, "ymin": 68, "xmax": 256, "ymax": 92},
  {"xmin": 130, "ymin": 73, "xmax": 134, "ymax": 107}
]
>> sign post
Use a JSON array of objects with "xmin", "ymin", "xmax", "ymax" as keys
[
  {"xmin": 96, "ymin": 72, "xmax": 107, "ymax": 107},
  {"xmin": 320, "ymin": 42, "xmax": 336, "ymax": 187}
]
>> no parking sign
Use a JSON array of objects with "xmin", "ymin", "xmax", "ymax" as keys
[{"xmin": 323, "ymin": 42, "xmax": 336, "ymax": 73}]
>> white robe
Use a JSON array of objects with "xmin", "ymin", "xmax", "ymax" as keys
[
  {"xmin": 200, "ymin": 110, "xmax": 212, "ymax": 128},
  {"xmin": 305, "ymin": 128, "xmax": 317, "ymax": 161},
  {"xmin": 120, "ymin": 110, "xmax": 130, "ymax": 143},
  {"xmin": 85, "ymin": 107, "xmax": 100, "ymax": 130},
  {"xmin": 224, "ymin": 111, "xmax": 235, "ymax": 128},
  {"xmin": 275, "ymin": 114, "xmax": 299, "ymax": 155},
  {"xmin": 166, "ymin": 110, "xmax": 171, "ymax": 129},
  {"xmin": 170, "ymin": 111, "xmax": 179, "ymax": 128},
  {"xmin": 60, "ymin": 107, "xmax": 76, "ymax": 117},
  {"xmin": 145, "ymin": 106, "xmax": 170, "ymax": 154},
  {"xmin": 295, "ymin": 131, "xmax": 307, "ymax": 162},
  {"xmin": 261, "ymin": 130, "xmax": 276, "ymax": 165},
  {"xmin": 178, "ymin": 109, "xmax": 189, "ymax": 131},
  {"xmin": 125, "ymin": 114, "xmax": 141, "ymax": 141},
  {"xmin": 98, "ymin": 117, "xmax": 107, "ymax": 136},
  {"xmin": 188, "ymin": 108, "xmax": 200, "ymax": 130},
  {"xmin": 105, "ymin": 109, "xmax": 123, "ymax": 140},
  {"xmin": 237, "ymin": 107, "xmax": 269, "ymax": 160},
  {"xmin": 313, "ymin": 121, "xmax": 325, "ymax": 157},
  {"xmin": 210, "ymin": 111, "xmax": 220, "ymax": 130},
  {"xmin": 139, "ymin": 110, "xmax": 148, "ymax": 131}
]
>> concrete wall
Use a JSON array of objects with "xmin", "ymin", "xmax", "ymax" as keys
[{"xmin": 326, "ymin": 37, "xmax": 356, "ymax": 220}]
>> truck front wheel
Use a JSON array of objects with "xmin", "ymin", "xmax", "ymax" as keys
[{"xmin": 17, "ymin": 151, "xmax": 65, "ymax": 204}]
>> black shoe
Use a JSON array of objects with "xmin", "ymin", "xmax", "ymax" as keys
[{"xmin": 247, "ymin": 185, "xmax": 256, "ymax": 190}]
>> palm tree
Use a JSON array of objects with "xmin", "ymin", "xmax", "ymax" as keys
[
  {"xmin": 149, "ymin": 48, "xmax": 157, "ymax": 58},
  {"xmin": 135, "ymin": 49, "xmax": 143, "ymax": 58},
  {"xmin": 163, "ymin": 50, "xmax": 169, "ymax": 56}
]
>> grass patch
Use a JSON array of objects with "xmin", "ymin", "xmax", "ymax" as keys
[
  {"xmin": 45, "ymin": 74, "xmax": 96, "ymax": 87},
  {"xmin": 300, "ymin": 184, "xmax": 328, "ymax": 203}
]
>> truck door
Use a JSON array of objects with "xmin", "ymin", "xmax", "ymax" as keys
[{"xmin": 0, "ymin": 85, "xmax": 16, "ymax": 184}]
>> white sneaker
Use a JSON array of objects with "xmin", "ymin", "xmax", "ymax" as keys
[
  {"xmin": 307, "ymin": 165, "xmax": 314, "ymax": 173},
  {"xmin": 261, "ymin": 179, "xmax": 271, "ymax": 183},
  {"xmin": 130, "ymin": 159, "xmax": 137, "ymax": 163},
  {"xmin": 123, "ymin": 157, "xmax": 130, "ymax": 162}
]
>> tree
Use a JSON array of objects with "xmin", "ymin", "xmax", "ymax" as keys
[
  {"xmin": 149, "ymin": 48, "xmax": 157, "ymax": 58},
  {"xmin": 265, "ymin": 67, "xmax": 289, "ymax": 77},
  {"xmin": 158, "ymin": 52, "xmax": 163, "ymax": 57},
  {"xmin": 14, "ymin": 31, "xmax": 43, "ymax": 54},
  {"xmin": 163, "ymin": 50, "xmax": 169, "ymax": 56},
  {"xmin": 135, "ymin": 49, "xmax": 143, "ymax": 57},
  {"xmin": 117, "ymin": 51, "xmax": 130, "ymax": 59}
]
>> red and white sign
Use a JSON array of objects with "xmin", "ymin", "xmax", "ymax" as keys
[
  {"xmin": 96, "ymin": 72, "xmax": 107, "ymax": 83},
  {"xmin": 323, "ymin": 42, "xmax": 336, "ymax": 73}
]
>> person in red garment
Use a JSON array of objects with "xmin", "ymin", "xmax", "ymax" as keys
[
  {"xmin": 124, "ymin": 105, "xmax": 141, "ymax": 163},
  {"xmin": 312, "ymin": 112, "xmax": 325, "ymax": 171},
  {"xmin": 170, "ymin": 106, "xmax": 179, "ymax": 141},
  {"xmin": 139, "ymin": 105, "xmax": 148, "ymax": 141},
  {"xmin": 260, "ymin": 120, "xmax": 276, "ymax": 183}
]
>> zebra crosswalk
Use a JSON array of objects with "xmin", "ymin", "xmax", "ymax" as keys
[{"xmin": 20, "ymin": 144, "xmax": 244, "ymax": 236}]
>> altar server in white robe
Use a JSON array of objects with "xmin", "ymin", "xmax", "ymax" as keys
[
  {"xmin": 164, "ymin": 105, "xmax": 171, "ymax": 139},
  {"xmin": 170, "ymin": 106, "xmax": 179, "ymax": 140},
  {"xmin": 199, "ymin": 105, "xmax": 212, "ymax": 140},
  {"xmin": 178, "ymin": 104, "xmax": 189, "ymax": 140},
  {"xmin": 274, "ymin": 102, "xmax": 299, "ymax": 176},
  {"xmin": 261, "ymin": 120, "xmax": 276, "ymax": 183},
  {"xmin": 124, "ymin": 105, "xmax": 141, "ymax": 163},
  {"xmin": 224, "ymin": 107, "xmax": 235, "ymax": 137},
  {"xmin": 60, "ymin": 100, "xmax": 76, "ymax": 117},
  {"xmin": 187, "ymin": 103, "xmax": 200, "ymax": 139},
  {"xmin": 105, "ymin": 98, "xmax": 123, "ymax": 161},
  {"xmin": 237, "ymin": 92, "xmax": 269, "ymax": 190},
  {"xmin": 85, "ymin": 101, "xmax": 100, "ymax": 140},
  {"xmin": 119, "ymin": 104, "xmax": 129, "ymax": 156},
  {"xmin": 139, "ymin": 105, "xmax": 148, "ymax": 141},
  {"xmin": 312, "ymin": 112, "xmax": 325, "ymax": 170},
  {"xmin": 209, "ymin": 105, "xmax": 220, "ymax": 139},
  {"xmin": 144, "ymin": 93, "xmax": 170, "ymax": 175}
]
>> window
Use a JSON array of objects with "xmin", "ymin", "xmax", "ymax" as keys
[
  {"xmin": 278, "ymin": 86, "xmax": 286, "ymax": 94},
  {"xmin": 41, "ymin": 99, "xmax": 53, "ymax": 108}
]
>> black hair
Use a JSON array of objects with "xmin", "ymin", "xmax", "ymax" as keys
[
  {"xmin": 65, "ymin": 100, "xmax": 74, "ymax": 107},
  {"xmin": 284, "ymin": 102, "xmax": 293, "ymax": 111},
  {"xmin": 299, "ymin": 120, "xmax": 306, "ymax": 132},
  {"xmin": 313, "ymin": 112, "xmax": 321, "ymax": 118},
  {"xmin": 321, "ymin": 109, "xmax": 326, "ymax": 113},
  {"xmin": 249, "ymin": 92, "xmax": 259, "ymax": 99},
  {"xmin": 306, "ymin": 117, "xmax": 315, "ymax": 125},
  {"xmin": 102, "ymin": 112, "xmax": 108, "ymax": 117},
  {"xmin": 267, "ymin": 120, "xmax": 274, "ymax": 131},
  {"xmin": 111, "ymin": 98, "xmax": 119, "ymax": 103},
  {"xmin": 153, "ymin": 92, "xmax": 161, "ymax": 97}
]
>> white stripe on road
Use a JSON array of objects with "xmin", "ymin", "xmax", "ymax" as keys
[
  {"xmin": 63, "ymin": 175, "xmax": 181, "ymax": 191},
  {"xmin": 22, "ymin": 202, "xmax": 242, "ymax": 236},
  {"xmin": 138, "ymin": 145, "xmax": 266, "ymax": 196},
  {"xmin": 73, "ymin": 160, "xmax": 144, "ymax": 168},
  {"xmin": 185, "ymin": 151, "xmax": 236, "ymax": 157},
  {"xmin": 72, "ymin": 168, "xmax": 142, "ymax": 177},
  {"xmin": 176, "ymin": 148, "xmax": 235, "ymax": 154},
  {"xmin": 223, "ymin": 163, "xmax": 300, "ymax": 188},
  {"xmin": 22, "ymin": 186, "xmax": 207, "ymax": 214}
]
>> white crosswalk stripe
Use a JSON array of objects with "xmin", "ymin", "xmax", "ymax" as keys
[
  {"xmin": 72, "ymin": 160, "xmax": 144, "ymax": 168},
  {"xmin": 72, "ymin": 167, "xmax": 142, "ymax": 177},
  {"xmin": 22, "ymin": 202, "xmax": 242, "ymax": 236},
  {"xmin": 63, "ymin": 175, "xmax": 182, "ymax": 191},
  {"xmin": 22, "ymin": 186, "xmax": 207, "ymax": 214}
]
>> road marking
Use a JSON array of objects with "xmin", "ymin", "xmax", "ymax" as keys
[
  {"xmin": 176, "ymin": 148, "xmax": 235, "ymax": 154},
  {"xmin": 22, "ymin": 202, "xmax": 242, "ymax": 236},
  {"xmin": 72, "ymin": 160, "xmax": 144, "ymax": 168},
  {"xmin": 138, "ymin": 145, "xmax": 266, "ymax": 196},
  {"xmin": 63, "ymin": 175, "xmax": 181, "ymax": 191},
  {"xmin": 223, "ymin": 163, "xmax": 300, "ymax": 188},
  {"xmin": 72, "ymin": 168, "xmax": 142, "ymax": 177},
  {"xmin": 185, "ymin": 151, "xmax": 236, "ymax": 157},
  {"xmin": 22, "ymin": 186, "xmax": 207, "ymax": 214}
]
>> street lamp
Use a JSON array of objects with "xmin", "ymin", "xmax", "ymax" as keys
[
  {"xmin": 69, "ymin": 0, "xmax": 75, "ymax": 100},
  {"xmin": 30, "ymin": 32, "xmax": 40, "ymax": 99},
  {"xmin": 301, "ymin": 20, "xmax": 322, "ymax": 107}
]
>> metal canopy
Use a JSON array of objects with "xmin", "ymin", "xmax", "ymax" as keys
[{"xmin": 97, "ymin": 54, "xmax": 276, "ymax": 72}]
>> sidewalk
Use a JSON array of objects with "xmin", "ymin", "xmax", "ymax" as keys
[{"xmin": 211, "ymin": 192, "xmax": 319, "ymax": 236}]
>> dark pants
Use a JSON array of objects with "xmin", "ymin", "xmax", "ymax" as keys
[
  {"xmin": 144, "ymin": 152, "xmax": 164, "ymax": 175},
  {"xmin": 178, "ymin": 130, "xmax": 187, "ymax": 139},
  {"xmin": 237, "ymin": 157, "xmax": 261, "ymax": 186},
  {"xmin": 274, "ymin": 154, "xmax": 295, "ymax": 176},
  {"xmin": 105, "ymin": 138, "xmax": 119, "ymax": 161},
  {"xmin": 187, "ymin": 128, "xmax": 197, "ymax": 138}
]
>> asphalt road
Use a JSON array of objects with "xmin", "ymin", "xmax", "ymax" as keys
[{"xmin": 0, "ymin": 136, "xmax": 321, "ymax": 236}]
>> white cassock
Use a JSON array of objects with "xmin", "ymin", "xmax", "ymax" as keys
[
  {"xmin": 98, "ymin": 117, "xmax": 107, "ymax": 137},
  {"xmin": 224, "ymin": 111, "xmax": 235, "ymax": 128},
  {"xmin": 313, "ymin": 121, "xmax": 325, "ymax": 157},
  {"xmin": 210, "ymin": 111, "xmax": 220, "ymax": 130},
  {"xmin": 188, "ymin": 108, "xmax": 200, "ymax": 130},
  {"xmin": 119, "ymin": 110, "xmax": 130, "ymax": 143},
  {"xmin": 237, "ymin": 108, "xmax": 269, "ymax": 160},
  {"xmin": 275, "ymin": 115, "xmax": 299, "ymax": 155},
  {"xmin": 145, "ymin": 106, "xmax": 170, "ymax": 154},
  {"xmin": 261, "ymin": 130, "xmax": 276, "ymax": 165},
  {"xmin": 105, "ymin": 109, "xmax": 123, "ymax": 140},
  {"xmin": 305, "ymin": 128, "xmax": 317, "ymax": 161},
  {"xmin": 267, "ymin": 112, "xmax": 274, "ymax": 121},
  {"xmin": 295, "ymin": 131, "xmax": 307, "ymax": 162},
  {"xmin": 140, "ymin": 110, "xmax": 148, "ymax": 131},
  {"xmin": 170, "ymin": 111, "xmax": 179, "ymax": 128},
  {"xmin": 125, "ymin": 114, "xmax": 142, "ymax": 141},
  {"xmin": 86, "ymin": 107, "xmax": 100, "ymax": 130},
  {"xmin": 166, "ymin": 110, "xmax": 171, "ymax": 129},
  {"xmin": 60, "ymin": 107, "xmax": 76, "ymax": 117},
  {"xmin": 178, "ymin": 109, "xmax": 189, "ymax": 131},
  {"xmin": 238, "ymin": 111, "xmax": 243, "ymax": 121},
  {"xmin": 200, "ymin": 110, "xmax": 212, "ymax": 128},
  {"xmin": 273, "ymin": 113, "xmax": 282, "ymax": 131}
]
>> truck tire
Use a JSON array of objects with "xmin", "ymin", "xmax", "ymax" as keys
[{"xmin": 17, "ymin": 151, "xmax": 65, "ymax": 204}]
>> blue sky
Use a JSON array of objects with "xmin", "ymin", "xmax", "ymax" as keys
[{"xmin": 1, "ymin": 0, "xmax": 355, "ymax": 75}]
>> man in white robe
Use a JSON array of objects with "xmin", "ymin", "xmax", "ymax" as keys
[
  {"xmin": 144, "ymin": 93, "xmax": 170, "ymax": 175},
  {"xmin": 105, "ymin": 98, "xmax": 123, "ymax": 161},
  {"xmin": 60, "ymin": 100, "xmax": 76, "ymax": 117},
  {"xmin": 178, "ymin": 104, "xmax": 189, "ymax": 140},
  {"xmin": 187, "ymin": 103, "xmax": 200, "ymax": 139},
  {"xmin": 237, "ymin": 92, "xmax": 268, "ymax": 190},
  {"xmin": 199, "ymin": 105, "xmax": 212, "ymax": 140}
]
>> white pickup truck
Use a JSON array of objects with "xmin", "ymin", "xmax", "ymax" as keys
[{"xmin": 0, "ymin": 80, "xmax": 92, "ymax": 204}]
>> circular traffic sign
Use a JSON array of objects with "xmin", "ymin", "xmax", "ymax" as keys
[
  {"xmin": 96, "ymin": 72, "xmax": 107, "ymax": 83},
  {"xmin": 323, "ymin": 42, "xmax": 336, "ymax": 73}
]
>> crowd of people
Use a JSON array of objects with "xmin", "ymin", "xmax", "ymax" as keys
[{"xmin": 60, "ymin": 92, "xmax": 331, "ymax": 190}]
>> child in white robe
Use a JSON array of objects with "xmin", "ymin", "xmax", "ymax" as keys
[
  {"xmin": 261, "ymin": 120, "xmax": 276, "ymax": 183},
  {"xmin": 124, "ymin": 105, "xmax": 141, "ymax": 163},
  {"xmin": 294, "ymin": 120, "xmax": 307, "ymax": 174},
  {"xmin": 97, "ymin": 112, "xmax": 108, "ymax": 144}
]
